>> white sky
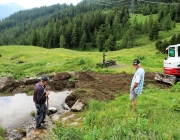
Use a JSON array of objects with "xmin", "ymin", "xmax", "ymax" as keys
[{"xmin": 0, "ymin": 0, "xmax": 83, "ymax": 9}]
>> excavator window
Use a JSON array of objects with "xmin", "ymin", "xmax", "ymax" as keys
[
  {"xmin": 169, "ymin": 47, "xmax": 175, "ymax": 57},
  {"xmin": 178, "ymin": 47, "xmax": 180, "ymax": 57}
]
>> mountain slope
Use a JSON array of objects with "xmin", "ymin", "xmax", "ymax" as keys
[{"xmin": 0, "ymin": 3, "xmax": 25, "ymax": 20}]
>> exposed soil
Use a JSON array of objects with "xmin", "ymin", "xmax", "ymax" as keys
[{"xmin": 65, "ymin": 72, "xmax": 171, "ymax": 107}]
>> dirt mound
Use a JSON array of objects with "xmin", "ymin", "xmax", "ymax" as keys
[{"xmin": 65, "ymin": 72, "xmax": 170, "ymax": 107}]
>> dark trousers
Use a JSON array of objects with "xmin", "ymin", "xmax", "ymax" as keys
[{"xmin": 35, "ymin": 103, "xmax": 47, "ymax": 127}]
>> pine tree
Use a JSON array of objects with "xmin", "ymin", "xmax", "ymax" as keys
[
  {"xmin": 170, "ymin": 34, "xmax": 176, "ymax": 45},
  {"xmin": 162, "ymin": 13, "xmax": 172, "ymax": 32},
  {"xmin": 121, "ymin": 27, "xmax": 135, "ymax": 49},
  {"xmin": 149, "ymin": 20, "xmax": 159, "ymax": 40},
  {"xmin": 96, "ymin": 32, "xmax": 105, "ymax": 52},
  {"xmin": 175, "ymin": 33, "xmax": 180, "ymax": 44},
  {"xmin": 59, "ymin": 35, "xmax": 66, "ymax": 48},
  {"xmin": 104, "ymin": 34, "xmax": 114, "ymax": 51},
  {"xmin": 71, "ymin": 24, "xmax": 77, "ymax": 50},
  {"xmin": 79, "ymin": 31, "xmax": 87, "ymax": 50},
  {"xmin": 142, "ymin": 18, "xmax": 149, "ymax": 34},
  {"xmin": 32, "ymin": 30, "xmax": 38, "ymax": 46}
]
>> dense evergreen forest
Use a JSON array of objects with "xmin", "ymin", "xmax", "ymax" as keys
[{"xmin": 0, "ymin": 0, "xmax": 180, "ymax": 51}]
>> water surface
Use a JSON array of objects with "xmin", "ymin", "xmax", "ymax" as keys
[{"xmin": 0, "ymin": 91, "xmax": 71, "ymax": 128}]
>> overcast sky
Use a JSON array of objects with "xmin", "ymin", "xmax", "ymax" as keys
[{"xmin": 0, "ymin": 0, "xmax": 83, "ymax": 9}]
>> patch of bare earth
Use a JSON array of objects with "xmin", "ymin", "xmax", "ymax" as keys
[{"xmin": 66, "ymin": 72, "xmax": 171, "ymax": 107}]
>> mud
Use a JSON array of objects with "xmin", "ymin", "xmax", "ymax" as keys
[{"xmin": 65, "ymin": 72, "xmax": 171, "ymax": 107}]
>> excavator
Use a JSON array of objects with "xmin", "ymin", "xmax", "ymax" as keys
[{"xmin": 155, "ymin": 44, "xmax": 180, "ymax": 85}]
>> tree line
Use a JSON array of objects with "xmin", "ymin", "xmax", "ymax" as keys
[{"xmin": 0, "ymin": 0, "xmax": 179, "ymax": 51}]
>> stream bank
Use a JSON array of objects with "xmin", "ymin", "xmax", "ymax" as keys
[{"xmin": 0, "ymin": 72, "xmax": 169, "ymax": 139}]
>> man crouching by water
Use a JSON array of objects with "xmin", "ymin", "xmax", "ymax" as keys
[
  {"xmin": 130, "ymin": 59, "xmax": 145, "ymax": 110},
  {"xmin": 33, "ymin": 76, "xmax": 50, "ymax": 129}
]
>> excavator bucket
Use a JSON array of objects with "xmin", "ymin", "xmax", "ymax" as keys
[{"xmin": 154, "ymin": 73, "xmax": 176, "ymax": 85}]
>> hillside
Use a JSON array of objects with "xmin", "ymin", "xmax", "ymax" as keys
[
  {"xmin": 0, "ymin": 41, "xmax": 166, "ymax": 79},
  {"xmin": 0, "ymin": 3, "xmax": 25, "ymax": 20},
  {"xmin": 0, "ymin": 0, "xmax": 180, "ymax": 51}
]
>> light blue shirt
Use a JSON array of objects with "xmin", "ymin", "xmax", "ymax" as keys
[{"xmin": 131, "ymin": 67, "xmax": 145, "ymax": 94}]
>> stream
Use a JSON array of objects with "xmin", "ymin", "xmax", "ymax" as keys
[{"xmin": 0, "ymin": 91, "xmax": 71, "ymax": 128}]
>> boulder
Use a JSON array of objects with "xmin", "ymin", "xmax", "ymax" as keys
[
  {"xmin": 23, "ymin": 77, "xmax": 40, "ymax": 85},
  {"xmin": 0, "ymin": 77, "xmax": 14, "ymax": 92},
  {"xmin": 65, "ymin": 93, "xmax": 77, "ymax": 108},
  {"xmin": 54, "ymin": 73, "xmax": 70, "ymax": 81},
  {"xmin": 71, "ymin": 100, "xmax": 84, "ymax": 112},
  {"xmin": 51, "ymin": 80, "xmax": 67, "ymax": 90},
  {"xmin": 48, "ymin": 107, "xmax": 57, "ymax": 115}
]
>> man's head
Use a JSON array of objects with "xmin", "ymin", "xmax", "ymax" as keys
[
  {"xmin": 133, "ymin": 59, "xmax": 141, "ymax": 70},
  {"xmin": 40, "ymin": 76, "xmax": 49, "ymax": 86}
]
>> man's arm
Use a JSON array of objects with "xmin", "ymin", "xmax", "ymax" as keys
[
  {"xmin": 131, "ymin": 82, "xmax": 138, "ymax": 90},
  {"xmin": 36, "ymin": 88, "xmax": 46, "ymax": 102},
  {"xmin": 131, "ymin": 74, "xmax": 140, "ymax": 90}
]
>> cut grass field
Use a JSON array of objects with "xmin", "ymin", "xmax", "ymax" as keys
[{"xmin": 0, "ymin": 43, "xmax": 165, "ymax": 79}]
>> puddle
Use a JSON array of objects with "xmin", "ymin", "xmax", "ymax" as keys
[{"xmin": 0, "ymin": 91, "xmax": 71, "ymax": 128}]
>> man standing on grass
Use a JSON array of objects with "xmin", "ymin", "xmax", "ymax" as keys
[
  {"xmin": 33, "ymin": 76, "xmax": 50, "ymax": 129},
  {"xmin": 130, "ymin": 59, "xmax": 145, "ymax": 109}
]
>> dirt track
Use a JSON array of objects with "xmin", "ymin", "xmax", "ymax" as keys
[{"xmin": 66, "ymin": 72, "xmax": 171, "ymax": 107}]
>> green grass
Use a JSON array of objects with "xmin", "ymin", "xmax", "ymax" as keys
[
  {"xmin": 0, "ymin": 126, "xmax": 5, "ymax": 140},
  {"xmin": 0, "ymin": 44, "xmax": 166, "ymax": 79},
  {"xmin": 129, "ymin": 14, "xmax": 180, "ymax": 47},
  {"xmin": 130, "ymin": 14, "xmax": 157, "ymax": 24},
  {"xmin": 50, "ymin": 84, "xmax": 180, "ymax": 140}
]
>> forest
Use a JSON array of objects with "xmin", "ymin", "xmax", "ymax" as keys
[{"xmin": 0, "ymin": 0, "xmax": 180, "ymax": 51}]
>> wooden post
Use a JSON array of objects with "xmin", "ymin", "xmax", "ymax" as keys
[{"xmin": 103, "ymin": 52, "xmax": 106, "ymax": 63}]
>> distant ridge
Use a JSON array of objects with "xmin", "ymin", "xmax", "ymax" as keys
[{"xmin": 0, "ymin": 3, "xmax": 25, "ymax": 20}]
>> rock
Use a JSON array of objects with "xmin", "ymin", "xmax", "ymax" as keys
[
  {"xmin": 54, "ymin": 73, "xmax": 70, "ymax": 81},
  {"xmin": 69, "ymin": 122, "xmax": 79, "ymax": 126},
  {"xmin": 0, "ymin": 77, "xmax": 14, "ymax": 92},
  {"xmin": 51, "ymin": 113, "xmax": 60, "ymax": 122},
  {"xmin": 62, "ymin": 114, "xmax": 75, "ymax": 123},
  {"xmin": 71, "ymin": 100, "xmax": 84, "ymax": 112},
  {"xmin": 6, "ymin": 129, "xmax": 24, "ymax": 140},
  {"xmin": 23, "ymin": 77, "xmax": 40, "ymax": 85},
  {"xmin": 76, "ymin": 117, "xmax": 83, "ymax": 121},
  {"xmin": 74, "ymin": 72, "xmax": 94, "ymax": 81},
  {"xmin": 50, "ymin": 80, "xmax": 67, "ymax": 90},
  {"xmin": 48, "ymin": 107, "xmax": 57, "ymax": 115},
  {"xmin": 65, "ymin": 93, "xmax": 77, "ymax": 108},
  {"xmin": 66, "ymin": 81, "xmax": 75, "ymax": 88},
  {"xmin": 62, "ymin": 103, "xmax": 70, "ymax": 110}
]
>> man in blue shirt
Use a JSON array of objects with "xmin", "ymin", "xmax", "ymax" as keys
[{"xmin": 130, "ymin": 59, "xmax": 145, "ymax": 109}]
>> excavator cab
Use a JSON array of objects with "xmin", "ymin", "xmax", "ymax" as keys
[
  {"xmin": 164, "ymin": 44, "xmax": 180, "ymax": 76},
  {"xmin": 155, "ymin": 44, "xmax": 180, "ymax": 84}
]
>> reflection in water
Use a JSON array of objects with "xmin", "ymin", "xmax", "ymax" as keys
[{"xmin": 0, "ymin": 91, "xmax": 71, "ymax": 128}]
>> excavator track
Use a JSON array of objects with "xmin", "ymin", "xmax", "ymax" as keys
[{"xmin": 154, "ymin": 73, "xmax": 176, "ymax": 85}]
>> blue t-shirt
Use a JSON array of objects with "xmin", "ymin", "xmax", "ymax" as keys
[{"xmin": 131, "ymin": 68, "xmax": 145, "ymax": 94}]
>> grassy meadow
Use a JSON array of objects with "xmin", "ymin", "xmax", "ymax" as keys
[
  {"xmin": 0, "ymin": 43, "xmax": 165, "ymax": 79},
  {"xmin": 49, "ymin": 83, "xmax": 180, "ymax": 140},
  {"xmin": 1, "ymin": 14, "xmax": 180, "ymax": 140}
]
